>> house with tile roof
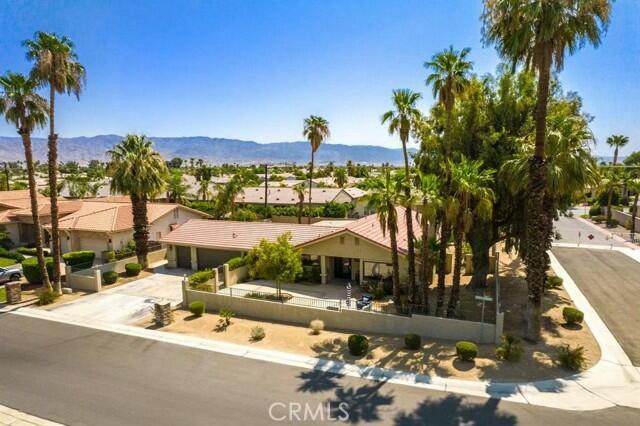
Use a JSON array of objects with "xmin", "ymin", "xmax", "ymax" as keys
[{"xmin": 161, "ymin": 207, "xmax": 418, "ymax": 285}]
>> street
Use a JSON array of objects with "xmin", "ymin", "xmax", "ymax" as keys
[{"xmin": 0, "ymin": 314, "xmax": 638, "ymax": 425}]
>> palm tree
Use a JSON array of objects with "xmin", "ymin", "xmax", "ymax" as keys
[
  {"xmin": 24, "ymin": 31, "xmax": 86, "ymax": 293},
  {"xmin": 293, "ymin": 183, "xmax": 306, "ymax": 224},
  {"xmin": 425, "ymin": 47, "xmax": 472, "ymax": 313},
  {"xmin": 0, "ymin": 72, "xmax": 52, "ymax": 290},
  {"xmin": 366, "ymin": 169, "xmax": 403, "ymax": 307},
  {"xmin": 166, "ymin": 170, "xmax": 188, "ymax": 204},
  {"xmin": 107, "ymin": 135, "xmax": 168, "ymax": 267},
  {"xmin": 415, "ymin": 172, "xmax": 442, "ymax": 313},
  {"xmin": 381, "ymin": 89, "xmax": 422, "ymax": 303},
  {"xmin": 482, "ymin": 0, "xmax": 611, "ymax": 342},
  {"xmin": 334, "ymin": 167, "xmax": 347, "ymax": 188},
  {"xmin": 446, "ymin": 157, "xmax": 494, "ymax": 317},
  {"xmin": 607, "ymin": 135, "xmax": 629, "ymax": 166},
  {"xmin": 303, "ymin": 115, "xmax": 330, "ymax": 210}
]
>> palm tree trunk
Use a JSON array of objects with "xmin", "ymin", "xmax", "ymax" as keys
[
  {"xmin": 436, "ymin": 213, "xmax": 450, "ymax": 315},
  {"xmin": 297, "ymin": 199, "xmax": 303, "ymax": 224},
  {"xmin": 420, "ymin": 215, "xmax": 432, "ymax": 314},
  {"xmin": 389, "ymin": 220, "xmax": 401, "ymax": 308},
  {"xmin": 400, "ymin": 137, "xmax": 417, "ymax": 304},
  {"xmin": 613, "ymin": 147, "xmax": 618, "ymax": 166},
  {"xmin": 630, "ymin": 192, "xmax": 639, "ymax": 234},
  {"xmin": 447, "ymin": 212, "xmax": 464, "ymax": 317},
  {"xmin": 606, "ymin": 189, "xmax": 614, "ymax": 222},
  {"xmin": 308, "ymin": 150, "xmax": 314, "ymax": 215},
  {"xmin": 47, "ymin": 86, "xmax": 62, "ymax": 293},
  {"xmin": 131, "ymin": 193, "xmax": 149, "ymax": 268},
  {"xmin": 525, "ymin": 46, "xmax": 551, "ymax": 342},
  {"xmin": 20, "ymin": 129, "xmax": 52, "ymax": 291}
]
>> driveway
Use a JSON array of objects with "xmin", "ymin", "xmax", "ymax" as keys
[
  {"xmin": 552, "ymin": 247, "xmax": 640, "ymax": 365},
  {"xmin": 43, "ymin": 267, "xmax": 189, "ymax": 325}
]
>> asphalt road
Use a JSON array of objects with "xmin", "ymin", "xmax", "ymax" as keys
[
  {"xmin": 552, "ymin": 247, "xmax": 640, "ymax": 365},
  {"xmin": 1, "ymin": 315, "xmax": 638, "ymax": 425}
]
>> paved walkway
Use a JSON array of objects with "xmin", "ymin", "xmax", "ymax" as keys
[
  {"xmin": 0, "ymin": 404, "xmax": 62, "ymax": 426},
  {"xmin": 42, "ymin": 267, "xmax": 188, "ymax": 324}
]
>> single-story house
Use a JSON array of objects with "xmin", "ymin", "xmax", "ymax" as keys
[
  {"xmin": 161, "ymin": 207, "xmax": 419, "ymax": 285},
  {"xmin": 237, "ymin": 186, "xmax": 372, "ymax": 217}
]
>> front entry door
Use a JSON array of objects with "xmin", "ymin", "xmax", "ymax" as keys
[{"xmin": 333, "ymin": 257, "xmax": 352, "ymax": 279}]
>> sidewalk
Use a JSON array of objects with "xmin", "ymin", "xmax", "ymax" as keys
[{"xmin": 0, "ymin": 404, "xmax": 63, "ymax": 426}]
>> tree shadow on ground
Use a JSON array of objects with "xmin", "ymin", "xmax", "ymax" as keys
[
  {"xmin": 393, "ymin": 395, "xmax": 517, "ymax": 426},
  {"xmin": 296, "ymin": 370, "xmax": 340, "ymax": 393},
  {"xmin": 324, "ymin": 380, "xmax": 395, "ymax": 424}
]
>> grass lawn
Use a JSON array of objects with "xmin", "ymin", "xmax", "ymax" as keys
[
  {"xmin": 0, "ymin": 257, "xmax": 18, "ymax": 267},
  {"xmin": 0, "ymin": 286, "xmax": 5, "ymax": 303}
]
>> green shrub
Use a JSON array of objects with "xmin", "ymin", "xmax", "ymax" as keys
[
  {"xmin": 250, "ymin": 325, "xmax": 266, "ymax": 341},
  {"xmin": 0, "ymin": 248, "xmax": 24, "ymax": 263},
  {"xmin": 404, "ymin": 333, "xmax": 421, "ymax": 350},
  {"xmin": 216, "ymin": 308, "xmax": 234, "ymax": 331},
  {"xmin": 62, "ymin": 250, "xmax": 96, "ymax": 267},
  {"xmin": 188, "ymin": 269, "xmax": 214, "ymax": 288},
  {"xmin": 347, "ymin": 334, "xmax": 369, "ymax": 356},
  {"xmin": 588, "ymin": 205, "xmax": 602, "ymax": 216},
  {"xmin": 546, "ymin": 275, "xmax": 563, "ymax": 290},
  {"xmin": 21, "ymin": 257, "xmax": 55, "ymax": 284},
  {"xmin": 226, "ymin": 256, "xmax": 246, "ymax": 271},
  {"xmin": 189, "ymin": 301, "xmax": 205, "ymax": 317},
  {"xmin": 562, "ymin": 307, "xmax": 584, "ymax": 325},
  {"xmin": 455, "ymin": 341, "xmax": 478, "ymax": 361},
  {"xmin": 124, "ymin": 262, "xmax": 142, "ymax": 277},
  {"xmin": 592, "ymin": 215, "xmax": 605, "ymax": 223},
  {"xmin": 606, "ymin": 218, "xmax": 619, "ymax": 228},
  {"xmin": 495, "ymin": 334, "xmax": 523, "ymax": 362},
  {"xmin": 16, "ymin": 247, "xmax": 37, "ymax": 256},
  {"xmin": 597, "ymin": 191, "xmax": 619, "ymax": 207},
  {"xmin": 579, "ymin": 214, "xmax": 589, "ymax": 219},
  {"xmin": 103, "ymin": 271, "xmax": 119, "ymax": 285},
  {"xmin": 382, "ymin": 279, "xmax": 393, "ymax": 296},
  {"xmin": 37, "ymin": 288, "xmax": 59, "ymax": 306},
  {"xmin": 558, "ymin": 345, "xmax": 586, "ymax": 371},
  {"xmin": 310, "ymin": 319, "xmax": 324, "ymax": 335},
  {"xmin": 103, "ymin": 250, "xmax": 116, "ymax": 263}
]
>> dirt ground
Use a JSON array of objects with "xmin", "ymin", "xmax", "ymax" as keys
[{"xmin": 139, "ymin": 247, "xmax": 600, "ymax": 382}]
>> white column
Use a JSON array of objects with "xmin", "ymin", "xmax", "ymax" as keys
[
  {"xmin": 320, "ymin": 255, "xmax": 327, "ymax": 285},
  {"xmin": 190, "ymin": 246, "xmax": 198, "ymax": 270},
  {"xmin": 359, "ymin": 259, "xmax": 364, "ymax": 285}
]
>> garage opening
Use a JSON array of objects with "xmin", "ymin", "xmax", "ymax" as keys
[
  {"xmin": 196, "ymin": 248, "xmax": 241, "ymax": 270},
  {"xmin": 176, "ymin": 246, "xmax": 191, "ymax": 269}
]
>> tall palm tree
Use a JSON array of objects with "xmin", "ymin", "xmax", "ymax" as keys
[
  {"xmin": 303, "ymin": 115, "xmax": 330, "ymax": 210},
  {"xmin": 425, "ymin": 46, "xmax": 472, "ymax": 313},
  {"xmin": 166, "ymin": 170, "xmax": 188, "ymax": 204},
  {"xmin": 107, "ymin": 135, "xmax": 168, "ymax": 267},
  {"xmin": 24, "ymin": 31, "xmax": 86, "ymax": 293},
  {"xmin": 446, "ymin": 157, "xmax": 495, "ymax": 317},
  {"xmin": 366, "ymin": 169, "xmax": 403, "ymax": 307},
  {"xmin": 482, "ymin": 0, "xmax": 611, "ymax": 341},
  {"xmin": 293, "ymin": 182, "xmax": 306, "ymax": 224},
  {"xmin": 0, "ymin": 73, "xmax": 52, "ymax": 290},
  {"xmin": 415, "ymin": 172, "xmax": 442, "ymax": 313},
  {"xmin": 381, "ymin": 89, "xmax": 422, "ymax": 303},
  {"xmin": 607, "ymin": 135, "xmax": 629, "ymax": 166},
  {"xmin": 334, "ymin": 167, "xmax": 347, "ymax": 188}
]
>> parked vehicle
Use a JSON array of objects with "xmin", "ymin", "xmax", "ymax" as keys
[{"xmin": 0, "ymin": 267, "xmax": 22, "ymax": 284}]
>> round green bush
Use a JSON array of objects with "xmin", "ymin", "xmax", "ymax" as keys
[
  {"xmin": 103, "ymin": 250, "xmax": 116, "ymax": 263},
  {"xmin": 404, "ymin": 333, "xmax": 421, "ymax": 350},
  {"xmin": 606, "ymin": 218, "xmax": 619, "ymax": 228},
  {"xmin": 189, "ymin": 301, "xmax": 205, "ymax": 317},
  {"xmin": 545, "ymin": 276, "xmax": 563, "ymax": 290},
  {"xmin": 456, "ymin": 341, "xmax": 478, "ymax": 361},
  {"xmin": 588, "ymin": 205, "xmax": 602, "ymax": 217},
  {"xmin": 347, "ymin": 334, "xmax": 369, "ymax": 356},
  {"xmin": 562, "ymin": 307, "xmax": 584, "ymax": 325},
  {"xmin": 62, "ymin": 250, "xmax": 96, "ymax": 267},
  {"xmin": 124, "ymin": 262, "xmax": 142, "ymax": 277},
  {"xmin": 21, "ymin": 257, "xmax": 55, "ymax": 284},
  {"xmin": 103, "ymin": 271, "xmax": 119, "ymax": 285}
]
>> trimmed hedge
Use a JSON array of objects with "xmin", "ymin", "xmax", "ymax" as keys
[
  {"xmin": 21, "ymin": 257, "xmax": 55, "ymax": 284},
  {"xmin": 227, "ymin": 256, "xmax": 246, "ymax": 271},
  {"xmin": 62, "ymin": 250, "xmax": 96, "ymax": 267},
  {"xmin": 103, "ymin": 250, "xmax": 116, "ymax": 263},
  {"xmin": 562, "ymin": 307, "xmax": 584, "ymax": 325},
  {"xmin": 0, "ymin": 248, "xmax": 25, "ymax": 263},
  {"xmin": 188, "ymin": 269, "xmax": 214, "ymax": 287},
  {"xmin": 347, "ymin": 335, "xmax": 369, "ymax": 356},
  {"xmin": 124, "ymin": 262, "xmax": 142, "ymax": 277},
  {"xmin": 456, "ymin": 341, "xmax": 478, "ymax": 361},
  {"xmin": 588, "ymin": 205, "xmax": 602, "ymax": 216},
  {"xmin": 16, "ymin": 247, "xmax": 49, "ymax": 256},
  {"xmin": 189, "ymin": 301, "xmax": 205, "ymax": 317},
  {"xmin": 404, "ymin": 333, "xmax": 421, "ymax": 350},
  {"xmin": 103, "ymin": 271, "xmax": 119, "ymax": 285},
  {"xmin": 546, "ymin": 275, "xmax": 563, "ymax": 290}
]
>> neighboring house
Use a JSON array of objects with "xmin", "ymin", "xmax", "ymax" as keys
[
  {"xmin": 236, "ymin": 186, "xmax": 371, "ymax": 217},
  {"xmin": 161, "ymin": 207, "xmax": 418, "ymax": 285},
  {"xmin": 0, "ymin": 190, "xmax": 49, "ymax": 246}
]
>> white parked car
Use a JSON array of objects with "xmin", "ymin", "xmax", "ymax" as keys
[{"xmin": 0, "ymin": 266, "xmax": 22, "ymax": 284}]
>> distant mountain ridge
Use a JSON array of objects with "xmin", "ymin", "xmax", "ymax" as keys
[{"xmin": 0, "ymin": 135, "xmax": 415, "ymax": 165}]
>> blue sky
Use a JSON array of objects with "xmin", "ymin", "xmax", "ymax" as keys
[{"xmin": 1, "ymin": 0, "xmax": 638, "ymax": 155}]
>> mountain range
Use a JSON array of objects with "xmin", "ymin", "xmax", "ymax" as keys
[{"xmin": 0, "ymin": 135, "xmax": 415, "ymax": 165}]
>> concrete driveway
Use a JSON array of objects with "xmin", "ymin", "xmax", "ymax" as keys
[
  {"xmin": 552, "ymin": 247, "xmax": 640, "ymax": 365},
  {"xmin": 43, "ymin": 267, "xmax": 189, "ymax": 325}
]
